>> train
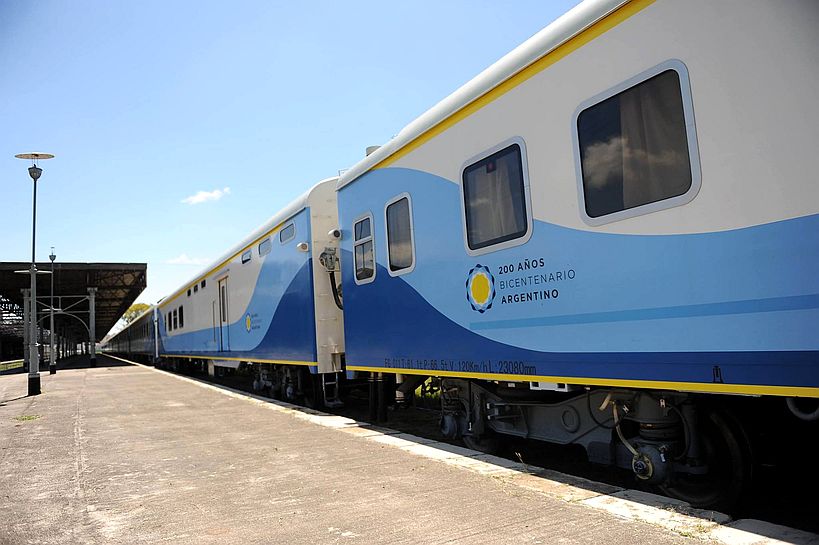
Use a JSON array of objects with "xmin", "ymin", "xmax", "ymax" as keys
[{"xmin": 104, "ymin": 0, "xmax": 819, "ymax": 510}]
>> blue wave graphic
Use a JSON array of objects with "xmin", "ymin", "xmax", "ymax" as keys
[
  {"xmin": 339, "ymin": 167, "xmax": 819, "ymax": 389},
  {"xmin": 161, "ymin": 260, "xmax": 316, "ymax": 363},
  {"xmin": 338, "ymin": 167, "xmax": 819, "ymax": 355}
]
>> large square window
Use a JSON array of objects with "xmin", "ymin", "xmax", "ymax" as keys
[
  {"xmin": 575, "ymin": 63, "xmax": 698, "ymax": 223},
  {"xmin": 463, "ymin": 143, "xmax": 528, "ymax": 252}
]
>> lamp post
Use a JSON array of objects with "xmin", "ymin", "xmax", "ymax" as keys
[
  {"xmin": 49, "ymin": 247, "xmax": 56, "ymax": 375},
  {"xmin": 15, "ymin": 152, "xmax": 55, "ymax": 396}
]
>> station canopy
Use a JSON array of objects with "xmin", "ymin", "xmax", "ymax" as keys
[{"xmin": 0, "ymin": 262, "xmax": 147, "ymax": 344}]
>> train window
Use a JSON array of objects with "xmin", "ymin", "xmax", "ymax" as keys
[
  {"xmin": 461, "ymin": 140, "xmax": 531, "ymax": 255},
  {"xmin": 193, "ymin": 284, "xmax": 198, "ymax": 293},
  {"xmin": 241, "ymin": 250, "xmax": 252, "ymax": 264},
  {"xmin": 173, "ymin": 309, "xmax": 178, "ymax": 330},
  {"xmin": 385, "ymin": 194, "xmax": 415, "ymax": 275},
  {"xmin": 179, "ymin": 306, "xmax": 184, "ymax": 329},
  {"xmin": 574, "ymin": 60, "xmax": 700, "ymax": 225},
  {"xmin": 201, "ymin": 279, "xmax": 206, "ymax": 289},
  {"xmin": 258, "ymin": 237, "xmax": 272, "ymax": 256},
  {"xmin": 354, "ymin": 217, "xmax": 370, "ymax": 240},
  {"xmin": 187, "ymin": 288, "xmax": 191, "ymax": 297},
  {"xmin": 353, "ymin": 214, "xmax": 375, "ymax": 284},
  {"xmin": 280, "ymin": 223, "xmax": 295, "ymax": 244}
]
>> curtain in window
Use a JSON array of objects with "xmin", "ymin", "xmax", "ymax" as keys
[{"xmin": 619, "ymin": 70, "xmax": 691, "ymax": 209}]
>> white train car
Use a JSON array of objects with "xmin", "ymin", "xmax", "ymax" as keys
[{"xmin": 336, "ymin": 0, "xmax": 819, "ymax": 508}]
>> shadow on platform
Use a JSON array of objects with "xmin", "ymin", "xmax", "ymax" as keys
[
  {"xmin": 55, "ymin": 354, "xmax": 134, "ymax": 370},
  {"xmin": 1, "ymin": 354, "xmax": 134, "ymax": 375}
]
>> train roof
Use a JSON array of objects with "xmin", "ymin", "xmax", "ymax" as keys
[
  {"xmin": 336, "ymin": 0, "xmax": 628, "ymax": 190},
  {"xmin": 129, "ymin": 306, "xmax": 154, "ymax": 325},
  {"xmin": 105, "ymin": 304, "xmax": 154, "ymax": 342},
  {"xmin": 155, "ymin": 177, "xmax": 338, "ymax": 309}
]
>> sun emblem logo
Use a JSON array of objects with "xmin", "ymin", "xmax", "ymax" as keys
[
  {"xmin": 245, "ymin": 313, "xmax": 252, "ymax": 332},
  {"xmin": 466, "ymin": 264, "xmax": 495, "ymax": 313}
]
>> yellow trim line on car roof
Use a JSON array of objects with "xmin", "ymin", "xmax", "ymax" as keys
[
  {"xmin": 371, "ymin": 0, "xmax": 655, "ymax": 172},
  {"xmin": 159, "ymin": 219, "xmax": 292, "ymax": 309}
]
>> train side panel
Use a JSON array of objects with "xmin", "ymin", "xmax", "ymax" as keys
[
  {"xmin": 157, "ymin": 207, "xmax": 317, "ymax": 366},
  {"xmin": 105, "ymin": 308, "xmax": 155, "ymax": 359},
  {"xmin": 337, "ymin": 0, "xmax": 819, "ymax": 396}
]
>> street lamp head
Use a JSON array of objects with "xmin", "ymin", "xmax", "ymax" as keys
[
  {"xmin": 49, "ymin": 247, "xmax": 56, "ymax": 262},
  {"xmin": 15, "ymin": 152, "xmax": 55, "ymax": 161},
  {"xmin": 15, "ymin": 152, "xmax": 54, "ymax": 181}
]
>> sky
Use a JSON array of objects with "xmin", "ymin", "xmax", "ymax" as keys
[{"xmin": 1, "ymin": 0, "xmax": 579, "ymax": 332}]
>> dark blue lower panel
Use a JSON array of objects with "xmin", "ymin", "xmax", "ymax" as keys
[
  {"xmin": 344, "ymin": 262, "xmax": 819, "ymax": 389},
  {"xmin": 162, "ymin": 261, "xmax": 317, "ymax": 363}
]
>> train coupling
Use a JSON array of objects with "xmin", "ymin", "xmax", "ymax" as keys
[{"xmin": 319, "ymin": 247, "xmax": 338, "ymax": 272}]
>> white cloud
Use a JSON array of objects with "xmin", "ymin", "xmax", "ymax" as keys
[
  {"xmin": 181, "ymin": 186, "xmax": 231, "ymax": 205},
  {"xmin": 166, "ymin": 253, "xmax": 210, "ymax": 266}
]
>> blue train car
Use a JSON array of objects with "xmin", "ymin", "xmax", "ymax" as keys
[
  {"xmin": 105, "ymin": 307, "xmax": 156, "ymax": 359},
  {"xmin": 336, "ymin": 0, "xmax": 819, "ymax": 507},
  {"xmin": 138, "ymin": 178, "xmax": 344, "ymax": 404}
]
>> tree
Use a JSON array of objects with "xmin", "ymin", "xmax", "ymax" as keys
[{"xmin": 122, "ymin": 303, "xmax": 150, "ymax": 324}]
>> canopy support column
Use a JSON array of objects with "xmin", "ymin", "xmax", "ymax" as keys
[{"xmin": 89, "ymin": 287, "xmax": 96, "ymax": 368}]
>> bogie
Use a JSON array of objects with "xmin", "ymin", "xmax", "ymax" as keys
[{"xmin": 439, "ymin": 378, "xmax": 754, "ymax": 510}]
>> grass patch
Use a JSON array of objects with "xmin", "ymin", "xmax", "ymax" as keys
[
  {"xmin": 413, "ymin": 378, "xmax": 442, "ymax": 410},
  {"xmin": 414, "ymin": 378, "xmax": 441, "ymax": 399},
  {"xmin": 14, "ymin": 414, "xmax": 40, "ymax": 422}
]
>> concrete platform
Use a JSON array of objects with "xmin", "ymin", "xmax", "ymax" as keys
[{"xmin": 0, "ymin": 356, "xmax": 815, "ymax": 545}]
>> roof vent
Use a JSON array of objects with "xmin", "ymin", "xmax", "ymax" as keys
[{"xmin": 365, "ymin": 145, "xmax": 380, "ymax": 157}]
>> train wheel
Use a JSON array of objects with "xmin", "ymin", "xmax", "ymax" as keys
[
  {"xmin": 659, "ymin": 410, "xmax": 752, "ymax": 510},
  {"xmin": 267, "ymin": 367, "xmax": 283, "ymax": 400},
  {"xmin": 463, "ymin": 430, "xmax": 500, "ymax": 454},
  {"xmin": 269, "ymin": 381, "xmax": 283, "ymax": 400},
  {"xmin": 301, "ymin": 369, "xmax": 324, "ymax": 409}
]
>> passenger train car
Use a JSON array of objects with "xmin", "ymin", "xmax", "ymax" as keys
[
  {"xmin": 106, "ymin": 306, "xmax": 156, "ymax": 358},
  {"xmin": 105, "ymin": 0, "xmax": 819, "ymax": 509},
  {"xmin": 108, "ymin": 179, "xmax": 345, "ymax": 404}
]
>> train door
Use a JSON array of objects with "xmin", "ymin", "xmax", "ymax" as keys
[{"xmin": 218, "ymin": 277, "xmax": 230, "ymax": 351}]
